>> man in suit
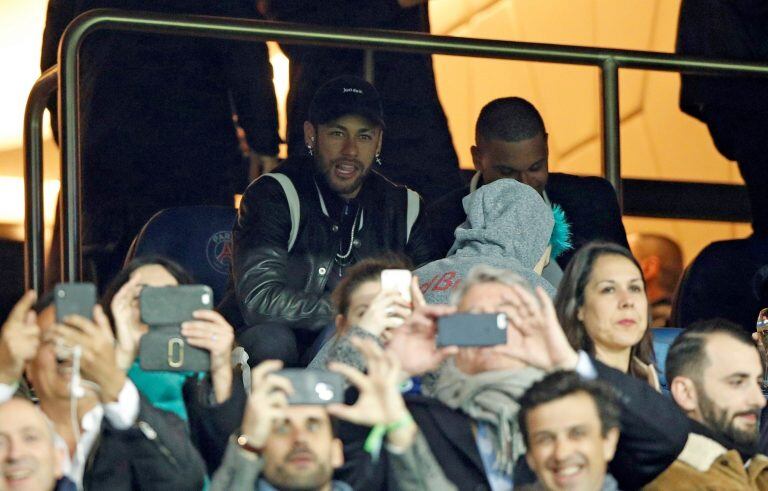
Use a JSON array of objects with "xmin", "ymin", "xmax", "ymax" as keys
[
  {"xmin": 428, "ymin": 97, "xmax": 628, "ymax": 285},
  {"xmin": 676, "ymin": 0, "xmax": 768, "ymax": 234}
]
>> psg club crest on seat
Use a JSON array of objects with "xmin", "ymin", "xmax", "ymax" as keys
[{"xmin": 206, "ymin": 231, "xmax": 232, "ymax": 275}]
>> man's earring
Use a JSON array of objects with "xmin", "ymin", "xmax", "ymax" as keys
[
  {"xmin": 375, "ymin": 153, "xmax": 382, "ymax": 166},
  {"xmin": 307, "ymin": 142, "xmax": 314, "ymax": 157}
]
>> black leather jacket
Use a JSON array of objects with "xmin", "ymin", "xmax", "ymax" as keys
[{"xmin": 232, "ymin": 156, "xmax": 436, "ymax": 331}]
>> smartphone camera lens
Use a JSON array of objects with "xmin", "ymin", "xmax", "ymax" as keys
[
  {"xmin": 497, "ymin": 313, "xmax": 507, "ymax": 329},
  {"xmin": 315, "ymin": 383, "xmax": 335, "ymax": 402}
]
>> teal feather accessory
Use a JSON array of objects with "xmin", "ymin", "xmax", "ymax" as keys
[{"xmin": 549, "ymin": 204, "xmax": 572, "ymax": 259}]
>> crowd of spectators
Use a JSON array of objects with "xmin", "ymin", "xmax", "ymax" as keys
[{"xmin": 18, "ymin": 0, "xmax": 768, "ymax": 489}]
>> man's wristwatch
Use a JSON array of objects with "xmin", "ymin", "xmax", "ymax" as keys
[{"xmin": 236, "ymin": 434, "xmax": 264, "ymax": 455}]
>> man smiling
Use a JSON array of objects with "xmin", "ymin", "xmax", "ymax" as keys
[
  {"xmin": 518, "ymin": 371, "xmax": 620, "ymax": 491},
  {"xmin": 0, "ymin": 398, "xmax": 64, "ymax": 491},
  {"xmin": 230, "ymin": 75, "xmax": 435, "ymax": 366}
]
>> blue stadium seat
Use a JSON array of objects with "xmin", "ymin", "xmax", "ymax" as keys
[
  {"xmin": 126, "ymin": 206, "xmax": 236, "ymax": 303},
  {"xmin": 652, "ymin": 327, "xmax": 684, "ymax": 390}
]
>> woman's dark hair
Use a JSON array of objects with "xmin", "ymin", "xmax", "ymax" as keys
[
  {"xmin": 100, "ymin": 255, "xmax": 194, "ymax": 327},
  {"xmin": 331, "ymin": 254, "xmax": 412, "ymax": 336},
  {"xmin": 554, "ymin": 242, "xmax": 655, "ymax": 378}
]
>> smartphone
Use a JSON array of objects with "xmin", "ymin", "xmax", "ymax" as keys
[
  {"xmin": 138, "ymin": 285, "xmax": 213, "ymax": 372},
  {"xmin": 380, "ymin": 269, "xmax": 412, "ymax": 303},
  {"xmin": 277, "ymin": 369, "xmax": 345, "ymax": 405},
  {"xmin": 54, "ymin": 283, "xmax": 96, "ymax": 322},
  {"xmin": 436, "ymin": 313, "xmax": 508, "ymax": 347},
  {"xmin": 139, "ymin": 285, "xmax": 213, "ymax": 325}
]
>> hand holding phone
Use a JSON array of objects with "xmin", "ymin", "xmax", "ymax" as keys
[
  {"xmin": 379, "ymin": 269, "xmax": 413, "ymax": 329},
  {"xmin": 380, "ymin": 269, "xmax": 412, "ymax": 303},
  {"xmin": 241, "ymin": 360, "xmax": 292, "ymax": 448},
  {"xmin": 326, "ymin": 337, "xmax": 415, "ymax": 448},
  {"xmin": 357, "ymin": 289, "xmax": 412, "ymax": 337},
  {"xmin": 0, "ymin": 291, "xmax": 40, "ymax": 384}
]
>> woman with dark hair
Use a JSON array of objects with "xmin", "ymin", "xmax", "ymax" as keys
[
  {"xmin": 102, "ymin": 255, "xmax": 236, "ymax": 418},
  {"xmin": 555, "ymin": 242, "xmax": 659, "ymax": 389},
  {"xmin": 309, "ymin": 255, "xmax": 416, "ymax": 372}
]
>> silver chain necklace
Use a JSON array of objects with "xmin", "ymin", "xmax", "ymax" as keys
[{"xmin": 336, "ymin": 206, "xmax": 361, "ymax": 261}]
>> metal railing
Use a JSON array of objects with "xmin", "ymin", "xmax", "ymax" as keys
[{"xmin": 23, "ymin": 8, "xmax": 768, "ymax": 290}]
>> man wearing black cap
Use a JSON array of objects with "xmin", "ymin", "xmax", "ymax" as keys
[{"xmin": 229, "ymin": 76, "xmax": 436, "ymax": 366}]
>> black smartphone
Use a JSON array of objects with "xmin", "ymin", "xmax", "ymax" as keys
[
  {"xmin": 54, "ymin": 283, "xmax": 96, "ymax": 323},
  {"xmin": 138, "ymin": 285, "xmax": 213, "ymax": 372},
  {"xmin": 436, "ymin": 313, "xmax": 508, "ymax": 347},
  {"xmin": 277, "ymin": 369, "xmax": 345, "ymax": 405}
]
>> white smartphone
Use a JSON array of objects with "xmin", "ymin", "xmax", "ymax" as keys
[{"xmin": 380, "ymin": 269, "xmax": 412, "ymax": 303}]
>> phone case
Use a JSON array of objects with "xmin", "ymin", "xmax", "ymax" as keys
[
  {"xmin": 436, "ymin": 313, "xmax": 508, "ymax": 347},
  {"xmin": 139, "ymin": 325, "xmax": 210, "ymax": 372},
  {"xmin": 54, "ymin": 283, "xmax": 97, "ymax": 322},
  {"xmin": 140, "ymin": 285, "xmax": 213, "ymax": 325},
  {"xmin": 277, "ymin": 369, "xmax": 345, "ymax": 405},
  {"xmin": 380, "ymin": 269, "xmax": 412, "ymax": 302}
]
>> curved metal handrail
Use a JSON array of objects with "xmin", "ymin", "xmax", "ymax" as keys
[{"xmin": 21, "ymin": 8, "xmax": 768, "ymax": 284}]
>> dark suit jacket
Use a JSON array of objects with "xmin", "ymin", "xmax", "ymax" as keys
[
  {"xmin": 83, "ymin": 396, "xmax": 206, "ymax": 490},
  {"xmin": 337, "ymin": 394, "xmax": 535, "ymax": 491},
  {"xmin": 427, "ymin": 172, "xmax": 629, "ymax": 267},
  {"xmin": 592, "ymin": 359, "xmax": 690, "ymax": 490},
  {"xmin": 340, "ymin": 368, "xmax": 686, "ymax": 491}
]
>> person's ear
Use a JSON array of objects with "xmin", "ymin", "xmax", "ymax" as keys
[
  {"xmin": 576, "ymin": 306, "xmax": 584, "ymax": 323},
  {"xmin": 602, "ymin": 426, "xmax": 620, "ymax": 462},
  {"xmin": 334, "ymin": 314, "xmax": 346, "ymax": 331},
  {"xmin": 303, "ymin": 121, "xmax": 316, "ymax": 149},
  {"xmin": 330, "ymin": 437, "xmax": 344, "ymax": 469},
  {"xmin": 470, "ymin": 145, "xmax": 483, "ymax": 172},
  {"xmin": 640, "ymin": 256, "xmax": 661, "ymax": 282},
  {"xmin": 670, "ymin": 376, "xmax": 699, "ymax": 413}
]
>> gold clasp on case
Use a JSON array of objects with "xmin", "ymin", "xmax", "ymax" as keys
[{"xmin": 168, "ymin": 337, "xmax": 184, "ymax": 368}]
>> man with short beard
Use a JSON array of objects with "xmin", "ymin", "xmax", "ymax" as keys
[
  {"xmin": 228, "ymin": 75, "xmax": 436, "ymax": 367},
  {"xmin": 645, "ymin": 319, "xmax": 768, "ymax": 489}
]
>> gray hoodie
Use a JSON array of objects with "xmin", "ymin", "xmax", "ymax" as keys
[{"xmin": 415, "ymin": 179, "xmax": 556, "ymax": 304}]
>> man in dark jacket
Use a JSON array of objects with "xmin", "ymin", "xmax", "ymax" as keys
[
  {"xmin": 41, "ymin": 0, "xmax": 279, "ymax": 291},
  {"xmin": 428, "ymin": 97, "xmax": 628, "ymax": 285},
  {"xmin": 264, "ymin": 0, "xmax": 463, "ymax": 204},
  {"xmin": 231, "ymin": 76, "xmax": 436, "ymax": 366},
  {"xmin": 676, "ymin": 0, "xmax": 768, "ymax": 234}
]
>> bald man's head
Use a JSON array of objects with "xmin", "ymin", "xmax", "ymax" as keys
[
  {"xmin": 0, "ymin": 398, "xmax": 62, "ymax": 491},
  {"xmin": 628, "ymin": 233, "xmax": 684, "ymax": 299}
]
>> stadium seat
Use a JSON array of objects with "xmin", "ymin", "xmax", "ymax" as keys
[
  {"xmin": 125, "ymin": 206, "xmax": 236, "ymax": 303},
  {"xmin": 652, "ymin": 327, "xmax": 683, "ymax": 390}
]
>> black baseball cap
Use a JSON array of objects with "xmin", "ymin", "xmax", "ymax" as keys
[{"xmin": 308, "ymin": 75, "xmax": 385, "ymax": 128}]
